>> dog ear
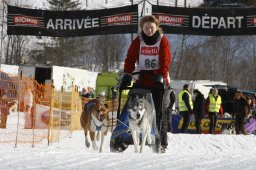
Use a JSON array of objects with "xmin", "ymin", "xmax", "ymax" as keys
[{"xmin": 104, "ymin": 103, "xmax": 109, "ymax": 109}]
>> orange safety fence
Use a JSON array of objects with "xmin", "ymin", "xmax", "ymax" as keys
[
  {"xmin": 0, "ymin": 69, "xmax": 121, "ymax": 147},
  {"xmin": 0, "ymin": 70, "xmax": 83, "ymax": 147},
  {"xmin": 50, "ymin": 85, "xmax": 83, "ymax": 143}
]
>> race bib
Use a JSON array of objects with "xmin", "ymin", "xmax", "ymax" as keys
[
  {"xmin": 139, "ymin": 55, "xmax": 159, "ymax": 70},
  {"xmin": 139, "ymin": 46, "xmax": 160, "ymax": 70}
]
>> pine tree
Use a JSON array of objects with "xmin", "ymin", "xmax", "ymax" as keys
[{"xmin": 47, "ymin": 0, "xmax": 81, "ymax": 10}]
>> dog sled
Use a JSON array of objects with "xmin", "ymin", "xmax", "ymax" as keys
[{"xmin": 110, "ymin": 72, "xmax": 171, "ymax": 152}]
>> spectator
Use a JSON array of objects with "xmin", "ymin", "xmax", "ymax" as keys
[
  {"xmin": 233, "ymin": 91, "xmax": 250, "ymax": 135},
  {"xmin": 252, "ymin": 92, "xmax": 256, "ymax": 115},
  {"xmin": 122, "ymin": 15, "xmax": 172, "ymax": 153},
  {"xmin": 81, "ymin": 88, "xmax": 87, "ymax": 98},
  {"xmin": 193, "ymin": 89, "xmax": 205, "ymax": 134},
  {"xmin": 178, "ymin": 84, "xmax": 193, "ymax": 133},
  {"xmin": 205, "ymin": 88, "xmax": 223, "ymax": 134},
  {"xmin": 84, "ymin": 87, "xmax": 94, "ymax": 98},
  {"xmin": 167, "ymin": 86, "xmax": 176, "ymax": 133},
  {"xmin": 23, "ymin": 86, "xmax": 34, "ymax": 128}
]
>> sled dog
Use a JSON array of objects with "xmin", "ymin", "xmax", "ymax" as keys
[
  {"xmin": 80, "ymin": 96, "xmax": 110, "ymax": 153},
  {"xmin": 220, "ymin": 113, "xmax": 235, "ymax": 135},
  {"xmin": 128, "ymin": 96, "xmax": 154, "ymax": 153}
]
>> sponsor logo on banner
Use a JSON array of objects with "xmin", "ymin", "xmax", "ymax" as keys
[
  {"xmin": 106, "ymin": 14, "xmax": 132, "ymax": 25},
  {"xmin": 13, "ymin": 15, "xmax": 39, "ymax": 27},
  {"xmin": 156, "ymin": 15, "xmax": 184, "ymax": 26}
]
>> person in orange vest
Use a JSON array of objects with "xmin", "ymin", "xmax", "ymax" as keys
[{"xmin": 205, "ymin": 88, "xmax": 223, "ymax": 134}]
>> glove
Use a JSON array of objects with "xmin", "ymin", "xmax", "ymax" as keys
[
  {"xmin": 120, "ymin": 74, "xmax": 132, "ymax": 89},
  {"xmin": 153, "ymin": 75, "xmax": 164, "ymax": 84}
]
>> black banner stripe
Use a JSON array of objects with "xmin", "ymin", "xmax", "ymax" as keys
[
  {"xmin": 7, "ymin": 5, "xmax": 138, "ymax": 37},
  {"xmin": 152, "ymin": 5, "xmax": 256, "ymax": 35},
  {"xmin": 8, "ymin": 4, "xmax": 256, "ymax": 36}
]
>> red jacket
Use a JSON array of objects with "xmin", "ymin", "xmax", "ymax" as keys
[{"xmin": 124, "ymin": 35, "xmax": 171, "ymax": 88}]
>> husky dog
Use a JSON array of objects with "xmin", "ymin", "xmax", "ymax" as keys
[
  {"xmin": 220, "ymin": 112, "xmax": 235, "ymax": 134},
  {"xmin": 127, "ymin": 96, "xmax": 154, "ymax": 153}
]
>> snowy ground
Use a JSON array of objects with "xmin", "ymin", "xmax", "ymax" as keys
[{"xmin": 1, "ymin": 130, "xmax": 256, "ymax": 170}]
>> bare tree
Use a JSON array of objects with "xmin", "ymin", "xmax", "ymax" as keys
[
  {"xmin": 94, "ymin": 34, "xmax": 127, "ymax": 72},
  {"xmin": 171, "ymin": 34, "xmax": 256, "ymax": 90},
  {"xmin": 29, "ymin": 0, "xmax": 86, "ymax": 66},
  {"xmin": 1, "ymin": 0, "xmax": 31, "ymax": 65}
]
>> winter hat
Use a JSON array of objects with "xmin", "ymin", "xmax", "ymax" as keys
[{"xmin": 183, "ymin": 84, "xmax": 189, "ymax": 89}]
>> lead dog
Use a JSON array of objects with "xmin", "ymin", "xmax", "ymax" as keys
[
  {"xmin": 80, "ymin": 96, "xmax": 110, "ymax": 152},
  {"xmin": 127, "ymin": 96, "xmax": 154, "ymax": 153}
]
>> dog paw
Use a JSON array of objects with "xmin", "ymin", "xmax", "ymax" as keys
[
  {"xmin": 134, "ymin": 146, "xmax": 139, "ymax": 153},
  {"xmin": 93, "ymin": 146, "xmax": 98, "ymax": 150},
  {"xmin": 147, "ymin": 137, "xmax": 152, "ymax": 145},
  {"xmin": 92, "ymin": 144, "xmax": 98, "ymax": 150},
  {"xmin": 99, "ymin": 147, "xmax": 103, "ymax": 153},
  {"xmin": 85, "ymin": 141, "xmax": 90, "ymax": 148}
]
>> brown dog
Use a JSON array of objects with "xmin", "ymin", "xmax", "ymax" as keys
[{"xmin": 80, "ymin": 97, "xmax": 110, "ymax": 152}]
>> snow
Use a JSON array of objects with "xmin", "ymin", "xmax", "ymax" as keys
[
  {"xmin": 1, "ymin": 1, "xmax": 255, "ymax": 169},
  {"xmin": 1, "ymin": 130, "xmax": 256, "ymax": 170}
]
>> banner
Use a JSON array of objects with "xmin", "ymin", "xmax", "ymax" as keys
[
  {"xmin": 7, "ymin": 5, "xmax": 138, "ymax": 37},
  {"xmin": 172, "ymin": 114, "xmax": 233, "ymax": 134},
  {"xmin": 152, "ymin": 5, "xmax": 256, "ymax": 36}
]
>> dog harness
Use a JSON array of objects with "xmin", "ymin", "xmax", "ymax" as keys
[{"xmin": 91, "ymin": 114, "xmax": 109, "ymax": 131}]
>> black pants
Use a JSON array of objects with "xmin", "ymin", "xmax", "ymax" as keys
[
  {"xmin": 180, "ymin": 111, "xmax": 190, "ymax": 133},
  {"xmin": 167, "ymin": 109, "xmax": 173, "ymax": 132},
  {"xmin": 195, "ymin": 113, "xmax": 203, "ymax": 134},
  {"xmin": 151, "ymin": 86, "xmax": 167, "ymax": 148},
  {"xmin": 209, "ymin": 112, "xmax": 218, "ymax": 134},
  {"xmin": 235, "ymin": 114, "xmax": 246, "ymax": 135}
]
